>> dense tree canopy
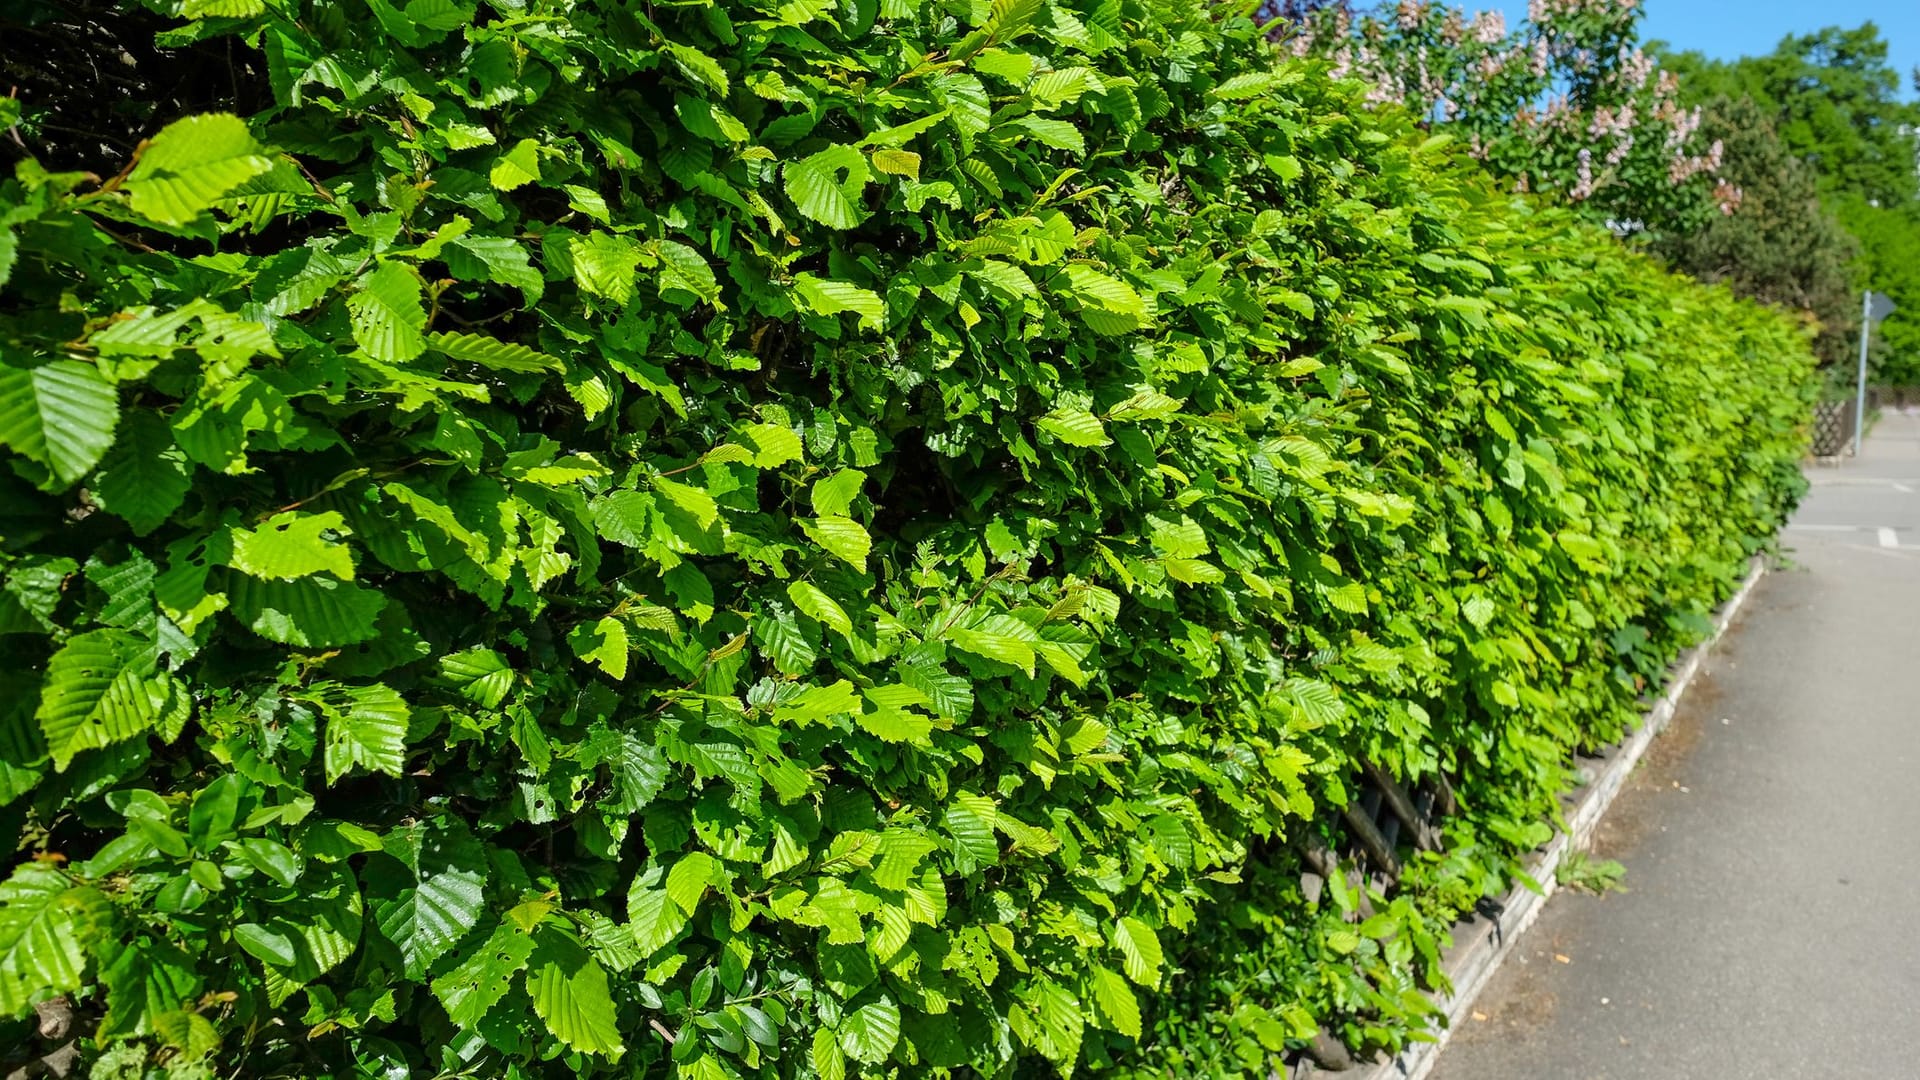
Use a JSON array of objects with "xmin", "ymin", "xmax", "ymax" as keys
[{"xmin": 1658, "ymin": 24, "xmax": 1920, "ymax": 383}]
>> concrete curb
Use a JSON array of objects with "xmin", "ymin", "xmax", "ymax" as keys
[{"xmin": 1353, "ymin": 557, "xmax": 1768, "ymax": 1080}]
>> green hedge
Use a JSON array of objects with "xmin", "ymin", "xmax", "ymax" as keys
[{"xmin": 0, "ymin": 0, "xmax": 1813, "ymax": 1076}]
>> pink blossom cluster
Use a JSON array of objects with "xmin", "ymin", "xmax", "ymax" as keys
[
  {"xmin": 1589, "ymin": 102, "xmax": 1637, "ymax": 139},
  {"xmin": 1469, "ymin": 10, "xmax": 1506, "ymax": 44},
  {"xmin": 1570, "ymin": 147, "xmax": 1597, "ymax": 201},
  {"xmin": 1712, "ymin": 179, "xmax": 1744, "ymax": 215},
  {"xmin": 1617, "ymin": 47, "xmax": 1656, "ymax": 91},
  {"xmin": 1668, "ymin": 137, "xmax": 1724, "ymax": 185},
  {"xmin": 1280, "ymin": 0, "xmax": 1739, "ymax": 221},
  {"xmin": 1529, "ymin": 0, "xmax": 1636, "ymax": 19}
]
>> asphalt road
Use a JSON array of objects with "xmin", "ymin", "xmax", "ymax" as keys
[{"xmin": 1430, "ymin": 410, "xmax": 1920, "ymax": 1080}]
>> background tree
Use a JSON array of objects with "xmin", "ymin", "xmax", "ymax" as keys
[
  {"xmin": 1657, "ymin": 25, "xmax": 1920, "ymax": 383},
  {"xmin": 1650, "ymin": 96, "xmax": 1859, "ymax": 368}
]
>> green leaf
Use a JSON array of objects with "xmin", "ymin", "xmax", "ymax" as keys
[
  {"xmin": 183, "ymin": 0, "xmax": 266, "ymax": 17},
  {"xmin": 348, "ymin": 263, "xmax": 428, "ymax": 363},
  {"xmin": 813, "ymin": 1027, "xmax": 847, "ymax": 1080},
  {"xmin": 529, "ymin": 948, "xmax": 624, "ymax": 1057},
  {"xmin": 0, "ymin": 360, "xmax": 120, "ymax": 488},
  {"xmin": 490, "ymin": 138, "xmax": 542, "ymax": 191},
  {"xmin": 625, "ymin": 884, "xmax": 689, "ymax": 956},
  {"xmin": 571, "ymin": 232, "xmax": 643, "ymax": 305},
  {"xmin": 837, "ymin": 994, "xmax": 900, "ymax": 1064},
  {"xmin": 439, "ymin": 648, "xmax": 515, "ymax": 708},
  {"xmin": 756, "ymin": 600, "xmax": 817, "ymax": 676},
  {"xmin": 810, "ymin": 469, "xmax": 866, "ymax": 517},
  {"xmin": 656, "ymin": 239, "xmax": 721, "ymax": 306},
  {"xmin": 665, "ymin": 41, "xmax": 729, "ymax": 94},
  {"xmin": 653, "ymin": 476, "xmax": 719, "ymax": 529},
  {"xmin": 36, "ymin": 631, "xmax": 176, "ymax": 771},
  {"xmin": 314, "ymin": 681, "xmax": 410, "ymax": 783},
  {"xmin": 859, "ymin": 110, "xmax": 951, "ymax": 147},
  {"xmin": 1164, "ymin": 557, "xmax": 1224, "ymax": 585},
  {"xmin": 231, "ymin": 511, "xmax": 355, "ymax": 581},
  {"xmin": 1112, "ymin": 916, "xmax": 1162, "ymax": 986},
  {"xmin": 854, "ymin": 701, "xmax": 933, "ymax": 745},
  {"xmin": 433, "ymin": 924, "xmax": 536, "ymax": 1028},
  {"xmin": 784, "ymin": 145, "xmax": 872, "ymax": 229},
  {"xmin": 581, "ymin": 726, "xmax": 668, "ymax": 813},
  {"xmin": 944, "ymin": 791, "xmax": 1000, "ymax": 866},
  {"xmin": 0, "ymin": 865, "xmax": 103, "ymax": 1015},
  {"xmin": 428, "ymin": 331, "xmax": 562, "ymax": 373},
  {"xmin": 800, "ymin": 516, "xmax": 871, "ymax": 569},
  {"xmin": 744, "ymin": 422, "xmax": 804, "ymax": 467},
  {"xmin": 1037, "ymin": 406, "xmax": 1111, "ymax": 447},
  {"xmin": 233, "ymin": 923, "xmax": 297, "ymax": 967},
  {"xmin": 950, "ymin": 614, "xmax": 1038, "ymax": 676},
  {"xmin": 125, "ymin": 114, "xmax": 273, "ymax": 226},
  {"xmin": 870, "ymin": 148, "xmax": 921, "ymax": 178},
  {"xmin": 1007, "ymin": 116, "xmax": 1085, "ymax": 155},
  {"xmin": 93, "ymin": 411, "xmax": 192, "ymax": 534},
  {"xmin": 230, "ymin": 574, "xmax": 386, "ymax": 647},
  {"xmin": 793, "ymin": 274, "xmax": 886, "ymax": 330},
  {"xmin": 773, "ymin": 680, "xmax": 862, "ymax": 725},
  {"xmin": 1211, "ymin": 71, "xmax": 1276, "ymax": 99},
  {"xmin": 787, "ymin": 581, "xmax": 853, "ymax": 637},
  {"xmin": 153, "ymin": 1010, "xmax": 219, "ymax": 1060},
  {"xmin": 1088, "ymin": 964, "xmax": 1141, "ymax": 1037},
  {"xmin": 444, "ymin": 236, "xmax": 543, "ymax": 306},
  {"xmin": 1283, "ymin": 677, "xmax": 1346, "ymax": 729},
  {"xmin": 1058, "ymin": 264, "xmax": 1144, "ymax": 315},
  {"xmin": 665, "ymin": 852, "xmax": 718, "ymax": 913}
]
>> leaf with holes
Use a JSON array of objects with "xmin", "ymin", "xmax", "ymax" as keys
[
  {"xmin": 367, "ymin": 822, "xmax": 488, "ymax": 981},
  {"xmin": 347, "ymin": 263, "xmax": 428, "ymax": 363},
  {"xmin": 231, "ymin": 511, "xmax": 355, "ymax": 580},
  {"xmin": 432, "ymin": 923, "xmax": 536, "ymax": 1028},
  {"xmin": 784, "ymin": 145, "xmax": 872, "ymax": 229}
]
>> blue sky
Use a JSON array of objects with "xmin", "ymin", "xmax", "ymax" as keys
[{"xmin": 1481, "ymin": 0, "xmax": 1920, "ymax": 98}]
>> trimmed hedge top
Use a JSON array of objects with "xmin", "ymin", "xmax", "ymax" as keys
[{"xmin": 0, "ymin": 0, "xmax": 1812, "ymax": 1076}]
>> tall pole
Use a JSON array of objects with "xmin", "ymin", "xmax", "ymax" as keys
[{"xmin": 1855, "ymin": 289, "xmax": 1872, "ymax": 458}]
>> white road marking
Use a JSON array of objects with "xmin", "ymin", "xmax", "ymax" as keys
[
  {"xmin": 1879, "ymin": 527, "xmax": 1899, "ymax": 549},
  {"xmin": 1896, "ymin": 483, "xmax": 1915, "ymax": 493}
]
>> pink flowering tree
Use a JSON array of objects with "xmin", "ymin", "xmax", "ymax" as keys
[{"xmin": 1277, "ymin": 0, "xmax": 1733, "ymax": 235}]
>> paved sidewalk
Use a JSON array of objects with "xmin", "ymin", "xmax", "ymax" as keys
[{"xmin": 1430, "ymin": 410, "xmax": 1920, "ymax": 1079}]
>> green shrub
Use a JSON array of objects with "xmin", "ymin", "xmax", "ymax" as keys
[{"xmin": 0, "ymin": 0, "xmax": 1813, "ymax": 1076}]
